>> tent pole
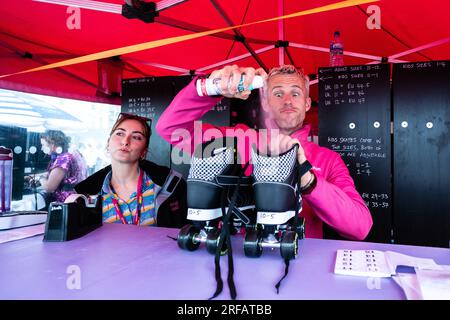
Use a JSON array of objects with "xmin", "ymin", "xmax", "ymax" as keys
[
  {"xmin": 354, "ymin": 4, "xmax": 431, "ymax": 61},
  {"xmin": 285, "ymin": 47, "xmax": 295, "ymax": 66},
  {"xmin": 197, "ymin": 46, "xmax": 275, "ymax": 72},
  {"xmin": 124, "ymin": 58, "xmax": 190, "ymax": 74},
  {"xmin": 0, "ymin": 31, "xmax": 74, "ymax": 56},
  {"xmin": 388, "ymin": 37, "xmax": 450, "ymax": 60},
  {"xmin": 209, "ymin": 0, "xmax": 268, "ymax": 72},
  {"xmin": 0, "ymin": 40, "xmax": 98, "ymax": 89},
  {"xmin": 155, "ymin": 16, "xmax": 272, "ymax": 45},
  {"xmin": 290, "ymin": 42, "xmax": 405, "ymax": 63},
  {"xmin": 278, "ymin": 0, "xmax": 285, "ymax": 66},
  {"xmin": 122, "ymin": 61, "xmax": 151, "ymax": 77}
]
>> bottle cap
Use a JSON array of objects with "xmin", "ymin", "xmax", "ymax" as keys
[{"xmin": 248, "ymin": 75, "xmax": 264, "ymax": 90}]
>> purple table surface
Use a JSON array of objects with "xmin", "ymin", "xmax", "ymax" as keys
[{"xmin": 1, "ymin": 223, "xmax": 449, "ymax": 300}]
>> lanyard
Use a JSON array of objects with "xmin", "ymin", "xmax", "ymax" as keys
[{"xmin": 110, "ymin": 169, "xmax": 144, "ymax": 225}]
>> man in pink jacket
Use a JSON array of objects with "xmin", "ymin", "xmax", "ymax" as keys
[{"xmin": 156, "ymin": 64, "xmax": 372, "ymax": 240}]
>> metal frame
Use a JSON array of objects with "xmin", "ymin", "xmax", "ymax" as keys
[
  {"xmin": 388, "ymin": 36, "xmax": 450, "ymax": 60},
  {"xmin": 0, "ymin": 40, "xmax": 98, "ymax": 89},
  {"xmin": 197, "ymin": 46, "xmax": 275, "ymax": 73},
  {"xmin": 33, "ymin": 0, "xmax": 187, "ymax": 13},
  {"xmin": 209, "ymin": 0, "xmax": 268, "ymax": 72}
]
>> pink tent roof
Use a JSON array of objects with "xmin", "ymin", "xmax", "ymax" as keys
[{"xmin": 1, "ymin": 0, "xmax": 449, "ymax": 103}]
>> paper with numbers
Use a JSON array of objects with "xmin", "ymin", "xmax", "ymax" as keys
[
  {"xmin": 334, "ymin": 249, "xmax": 395, "ymax": 277},
  {"xmin": 334, "ymin": 249, "xmax": 441, "ymax": 278}
]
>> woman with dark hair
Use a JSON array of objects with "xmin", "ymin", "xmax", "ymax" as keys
[
  {"xmin": 75, "ymin": 113, "xmax": 187, "ymax": 228},
  {"xmin": 39, "ymin": 130, "xmax": 87, "ymax": 203}
]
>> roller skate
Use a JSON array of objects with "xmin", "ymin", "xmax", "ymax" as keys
[
  {"xmin": 177, "ymin": 137, "xmax": 255, "ymax": 255},
  {"xmin": 244, "ymin": 144, "xmax": 306, "ymax": 260}
]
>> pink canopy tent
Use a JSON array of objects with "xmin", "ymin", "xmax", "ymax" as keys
[{"xmin": 0, "ymin": 0, "xmax": 449, "ymax": 104}]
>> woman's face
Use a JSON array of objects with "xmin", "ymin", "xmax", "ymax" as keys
[
  {"xmin": 108, "ymin": 119, "xmax": 148, "ymax": 164},
  {"xmin": 40, "ymin": 138, "xmax": 53, "ymax": 155}
]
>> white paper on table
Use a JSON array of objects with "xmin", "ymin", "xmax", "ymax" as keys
[
  {"xmin": 392, "ymin": 274, "xmax": 423, "ymax": 300},
  {"xmin": 385, "ymin": 251, "xmax": 450, "ymax": 300},
  {"xmin": 334, "ymin": 249, "xmax": 443, "ymax": 278},
  {"xmin": 385, "ymin": 251, "xmax": 440, "ymax": 271},
  {"xmin": 415, "ymin": 268, "xmax": 450, "ymax": 300},
  {"xmin": 334, "ymin": 249, "xmax": 395, "ymax": 277}
]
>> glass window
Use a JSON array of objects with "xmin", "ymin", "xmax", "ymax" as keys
[{"xmin": 0, "ymin": 88, "xmax": 120, "ymax": 211}]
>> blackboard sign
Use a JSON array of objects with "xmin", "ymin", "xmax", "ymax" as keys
[
  {"xmin": 393, "ymin": 60, "xmax": 450, "ymax": 248},
  {"xmin": 318, "ymin": 64, "xmax": 392, "ymax": 243},
  {"xmin": 122, "ymin": 76, "xmax": 230, "ymax": 179},
  {"xmin": 122, "ymin": 77, "xmax": 174, "ymax": 168}
]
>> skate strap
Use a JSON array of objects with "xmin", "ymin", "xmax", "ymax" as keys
[
  {"xmin": 216, "ymin": 175, "xmax": 253, "ymax": 186},
  {"xmin": 231, "ymin": 207, "xmax": 250, "ymax": 225},
  {"xmin": 275, "ymin": 258, "xmax": 290, "ymax": 294},
  {"xmin": 298, "ymin": 160, "xmax": 313, "ymax": 177},
  {"xmin": 294, "ymin": 170, "xmax": 302, "ymax": 230}
]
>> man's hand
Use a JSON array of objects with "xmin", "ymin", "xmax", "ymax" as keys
[
  {"xmin": 266, "ymin": 132, "xmax": 307, "ymax": 164},
  {"xmin": 265, "ymin": 132, "xmax": 314, "ymax": 189},
  {"xmin": 25, "ymin": 175, "xmax": 41, "ymax": 188},
  {"xmin": 208, "ymin": 65, "xmax": 267, "ymax": 100}
]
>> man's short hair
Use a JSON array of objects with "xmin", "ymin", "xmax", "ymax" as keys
[{"xmin": 266, "ymin": 65, "xmax": 310, "ymax": 97}]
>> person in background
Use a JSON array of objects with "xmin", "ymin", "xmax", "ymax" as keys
[
  {"xmin": 156, "ymin": 64, "xmax": 372, "ymax": 240},
  {"xmin": 39, "ymin": 130, "xmax": 87, "ymax": 203},
  {"xmin": 75, "ymin": 112, "xmax": 187, "ymax": 228}
]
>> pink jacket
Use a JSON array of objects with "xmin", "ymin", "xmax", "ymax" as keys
[{"xmin": 156, "ymin": 79, "xmax": 373, "ymax": 240}]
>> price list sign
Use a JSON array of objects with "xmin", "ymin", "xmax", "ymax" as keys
[
  {"xmin": 392, "ymin": 60, "xmax": 450, "ymax": 247},
  {"xmin": 318, "ymin": 64, "xmax": 391, "ymax": 243}
]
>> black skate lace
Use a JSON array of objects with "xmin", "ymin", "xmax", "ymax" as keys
[{"xmin": 209, "ymin": 161, "xmax": 250, "ymax": 300}]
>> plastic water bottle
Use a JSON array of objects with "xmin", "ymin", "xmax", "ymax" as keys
[
  {"xmin": 196, "ymin": 75, "xmax": 264, "ymax": 96},
  {"xmin": 0, "ymin": 147, "xmax": 13, "ymax": 213},
  {"xmin": 329, "ymin": 30, "xmax": 344, "ymax": 67}
]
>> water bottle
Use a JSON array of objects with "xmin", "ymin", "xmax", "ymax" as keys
[
  {"xmin": 196, "ymin": 75, "xmax": 264, "ymax": 96},
  {"xmin": 0, "ymin": 147, "xmax": 13, "ymax": 213},
  {"xmin": 329, "ymin": 30, "xmax": 344, "ymax": 67}
]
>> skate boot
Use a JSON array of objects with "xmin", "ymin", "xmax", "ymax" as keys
[
  {"xmin": 245, "ymin": 144, "xmax": 306, "ymax": 260},
  {"xmin": 177, "ymin": 137, "xmax": 255, "ymax": 255}
]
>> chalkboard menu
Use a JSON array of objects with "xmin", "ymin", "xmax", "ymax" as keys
[
  {"xmin": 392, "ymin": 60, "xmax": 450, "ymax": 248},
  {"xmin": 122, "ymin": 76, "xmax": 230, "ymax": 179},
  {"xmin": 318, "ymin": 64, "xmax": 392, "ymax": 243}
]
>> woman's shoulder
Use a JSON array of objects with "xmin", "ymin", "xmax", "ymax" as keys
[
  {"xmin": 55, "ymin": 151, "xmax": 72, "ymax": 160},
  {"xmin": 140, "ymin": 160, "xmax": 172, "ymax": 185},
  {"xmin": 50, "ymin": 152, "xmax": 73, "ymax": 169},
  {"xmin": 74, "ymin": 165, "xmax": 111, "ymax": 195}
]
